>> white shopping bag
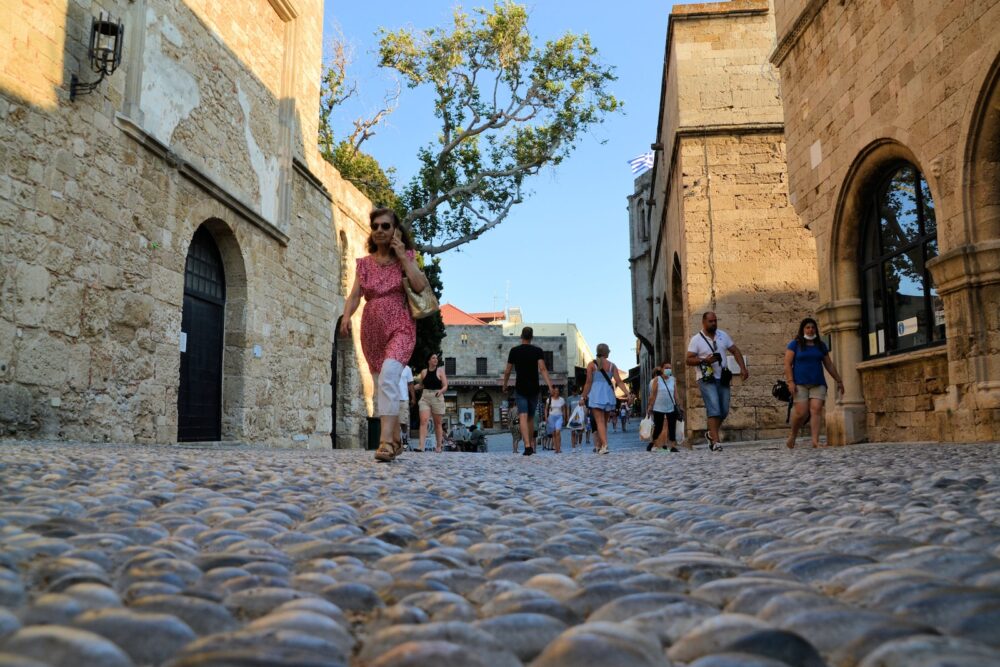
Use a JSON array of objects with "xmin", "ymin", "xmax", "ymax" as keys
[
  {"xmin": 638, "ymin": 417, "xmax": 654, "ymax": 442},
  {"xmin": 676, "ymin": 419, "xmax": 685, "ymax": 444}
]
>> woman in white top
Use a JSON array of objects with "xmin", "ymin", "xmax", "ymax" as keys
[
  {"xmin": 544, "ymin": 387, "xmax": 569, "ymax": 454},
  {"xmin": 647, "ymin": 361, "xmax": 686, "ymax": 451},
  {"xmin": 567, "ymin": 393, "xmax": 587, "ymax": 451}
]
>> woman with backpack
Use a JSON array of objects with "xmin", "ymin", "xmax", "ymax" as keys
[
  {"xmin": 647, "ymin": 360, "xmax": 686, "ymax": 452},
  {"xmin": 581, "ymin": 343, "xmax": 632, "ymax": 454},
  {"xmin": 784, "ymin": 317, "xmax": 845, "ymax": 449}
]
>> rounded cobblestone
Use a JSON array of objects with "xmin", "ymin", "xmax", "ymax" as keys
[{"xmin": 0, "ymin": 440, "xmax": 998, "ymax": 666}]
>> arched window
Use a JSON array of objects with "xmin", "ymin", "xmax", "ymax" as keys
[{"xmin": 860, "ymin": 163, "xmax": 945, "ymax": 358}]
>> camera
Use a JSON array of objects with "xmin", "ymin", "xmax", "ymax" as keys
[{"xmin": 710, "ymin": 352, "xmax": 723, "ymax": 364}]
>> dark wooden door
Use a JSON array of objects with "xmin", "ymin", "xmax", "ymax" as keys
[{"xmin": 178, "ymin": 227, "xmax": 225, "ymax": 442}]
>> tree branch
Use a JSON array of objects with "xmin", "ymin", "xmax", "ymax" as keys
[{"xmin": 415, "ymin": 189, "xmax": 521, "ymax": 254}]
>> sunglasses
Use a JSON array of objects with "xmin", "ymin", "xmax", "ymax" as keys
[{"xmin": 370, "ymin": 222, "xmax": 393, "ymax": 231}]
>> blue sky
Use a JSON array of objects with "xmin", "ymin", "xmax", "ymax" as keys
[{"xmin": 323, "ymin": 1, "xmax": 677, "ymax": 371}]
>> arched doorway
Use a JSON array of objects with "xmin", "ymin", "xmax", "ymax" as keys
[
  {"xmin": 472, "ymin": 390, "xmax": 494, "ymax": 428},
  {"xmin": 178, "ymin": 226, "xmax": 226, "ymax": 441}
]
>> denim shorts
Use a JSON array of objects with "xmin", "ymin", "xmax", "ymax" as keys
[
  {"xmin": 698, "ymin": 380, "xmax": 731, "ymax": 420},
  {"xmin": 514, "ymin": 392, "xmax": 537, "ymax": 418}
]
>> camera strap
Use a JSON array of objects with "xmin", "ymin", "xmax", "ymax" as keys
[{"xmin": 698, "ymin": 332, "xmax": 726, "ymax": 367}]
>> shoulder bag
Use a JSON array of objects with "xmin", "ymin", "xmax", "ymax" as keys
[{"xmin": 403, "ymin": 274, "xmax": 440, "ymax": 319}]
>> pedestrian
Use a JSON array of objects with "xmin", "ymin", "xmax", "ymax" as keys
[
  {"xmin": 685, "ymin": 311, "xmax": 749, "ymax": 451},
  {"xmin": 416, "ymin": 352, "xmax": 448, "ymax": 453},
  {"xmin": 340, "ymin": 208, "xmax": 427, "ymax": 462},
  {"xmin": 501, "ymin": 327, "xmax": 555, "ymax": 456},
  {"xmin": 609, "ymin": 403, "xmax": 619, "ymax": 432},
  {"xmin": 568, "ymin": 392, "xmax": 587, "ymax": 450},
  {"xmin": 784, "ymin": 317, "xmax": 845, "ymax": 449},
  {"xmin": 619, "ymin": 403, "xmax": 629, "ymax": 432},
  {"xmin": 581, "ymin": 343, "xmax": 632, "ymax": 454},
  {"xmin": 399, "ymin": 364, "xmax": 416, "ymax": 450},
  {"xmin": 647, "ymin": 361, "xmax": 685, "ymax": 452},
  {"xmin": 545, "ymin": 387, "xmax": 569, "ymax": 454}
]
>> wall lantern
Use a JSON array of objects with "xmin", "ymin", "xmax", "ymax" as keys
[{"xmin": 70, "ymin": 13, "xmax": 124, "ymax": 101}]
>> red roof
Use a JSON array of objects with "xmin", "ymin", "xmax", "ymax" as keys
[
  {"xmin": 440, "ymin": 303, "xmax": 486, "ymax": 326},
  {"xmin": 469, "ymin": 311, "xmax": 505, "ymax": 324}
]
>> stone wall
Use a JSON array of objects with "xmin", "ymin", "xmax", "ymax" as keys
[
  {"xmin": 859, "ymin": 349, "xmax": 951, "ymax": 443},
  {"xmin": 771, "ymin": 0, "xmax": 1000, "ymax": 443},
  {"xmin": 0, "ymin": 0, "xmax": 374, "ymax": 447}
]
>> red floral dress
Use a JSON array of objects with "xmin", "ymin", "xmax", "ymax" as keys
[{"xmin": 357, "ymin": 250, "xmax": 416, "ymax": 375}]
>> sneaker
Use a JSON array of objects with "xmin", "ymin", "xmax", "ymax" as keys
[
  {"xmin": 598, "ymin": 446, "xmax": 609, "ymax": 455},
  {"xmin": 522, "ymin": 447, "xmax": 535, "ymax": 456},
  {"xmin": 669, "ymin": 446, "xmax": 680, "ymax": 453}
]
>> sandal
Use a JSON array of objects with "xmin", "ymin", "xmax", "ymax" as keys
[{"xmin": 374, "ymin": 442, "xmax": 395, "ymax": 462}]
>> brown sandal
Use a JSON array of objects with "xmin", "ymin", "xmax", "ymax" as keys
[{"xmin": 374, "ymin": 442, "xmax": 395, "ymax": 462}]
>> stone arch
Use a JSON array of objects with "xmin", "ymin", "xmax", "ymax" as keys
[
  {"xmin": 178, "ymin": 202, "xmax": 251, "ymax": 442},
  {"xmin": 829, "ymin": 139, "xmax": 934, "ymax": 302},
  {"xmin": 965, "ymin": 50, "xmax": 1000, "ymax": 244}
]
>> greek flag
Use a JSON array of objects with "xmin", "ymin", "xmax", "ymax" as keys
[{"xmin": 628, "ymin": 151, "xmax": 654, "ymax": 175}]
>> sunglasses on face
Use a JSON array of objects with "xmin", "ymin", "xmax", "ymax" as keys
[{"xmin": 370, "ymin": 222, "xmax": 393, "ymax": 231}]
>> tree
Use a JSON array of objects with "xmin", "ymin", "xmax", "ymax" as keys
[
  {"xmin": 318, "ymin": 33, "xmax": 401, "ymax": 210},
  {"xmin": 379, "ymin": 1, "xmax": 621, "ymax": 255}
]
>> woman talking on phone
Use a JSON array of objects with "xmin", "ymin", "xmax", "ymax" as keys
[{"xmin": 340, "ymin": 208, "xmax": 427, "ymax": 462}]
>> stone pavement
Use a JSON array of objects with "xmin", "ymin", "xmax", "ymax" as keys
[{"xmin": 1, "ymin": 440, "xmax": 999, "ymax": 666}]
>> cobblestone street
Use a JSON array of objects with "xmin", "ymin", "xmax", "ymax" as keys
[{"xmin": 1, "ymin": 440, "xmax": 999, "ymax": 666}]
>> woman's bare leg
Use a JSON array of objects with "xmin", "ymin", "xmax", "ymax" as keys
[
  {"xmin": 787, "ymin": 401, "xmax": 808, "ymax": 449},
  {"xmin": 433, "ymin": 413, "xmax": 445, "ymax": 452},
  {"xmin": 593, "ymin": 410, "xmax": 609, "ymax": 452},
  {"xmin": 418, "ymin": 410, "xmax": 430, "ymax": 452},
  {"xmin": 809, "ymin": 398, "xmax": 824, "ymax": 447}
]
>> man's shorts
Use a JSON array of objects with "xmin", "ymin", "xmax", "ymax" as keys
[
  {"xmin": 514, "ymin": 391, "xmax": 538, "ymax": 418},
  {"xmin": 418, "ymin": 391, "xmax": 446, "ymax": 415},
  {"xmin": 794, "ymin": 384, "xmax": 828, "ymax": 402},
  {"xmin": 398, "ymin": 401, "xmax": 409, "ymax": 426},
  {"xmin": 698, "ymin": 380, "xmax": 731, "ymax": 420}
]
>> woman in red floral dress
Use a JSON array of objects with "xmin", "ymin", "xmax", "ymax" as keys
[{"xmin": 340, "ymin": 208, "xmax": 427, "ymax": 462}]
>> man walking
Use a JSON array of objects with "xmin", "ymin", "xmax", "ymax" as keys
[
  {"xmin": 686, "ymin": 311, "xmax": 749, "ymax": 451},
  {"xmin": 501, "ymin": 327, "xmax": 554, "ymax": 456}
]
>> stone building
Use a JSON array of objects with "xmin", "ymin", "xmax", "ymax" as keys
[
  {"xmin": 435, "ymin": 304, "xmax": 592, "ymax": 430},
  {"xmin": 1, "ymin": 0, "xmax": 375, "ymax": 448},
  {"xmin": 771, "ymin": 0, "xmax": 1000, "ymax": 442},
  {"xmin": 628, "ymin": 169, "xmax": 657, "ymax": 411},
  {"xmin": 635, "ymin": 0, "xmax": 821, "ymax": 442}
]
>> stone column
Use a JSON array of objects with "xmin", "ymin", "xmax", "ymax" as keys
[
  {"xmin": 817, "ymin": 299, "xmax": 867, "ymax": 445},
  {"xmin": 927, "ymin": 240, "xmax": 1000, "ymax": 441}
]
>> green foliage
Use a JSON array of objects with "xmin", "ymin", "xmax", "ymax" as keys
[
  {"xmin": 326, "ymin": 141, "xmax": 402, "ymax": 214},
  {"xmin": 378, "ymin": 0, "xmax": 621, "ymax": 254}
]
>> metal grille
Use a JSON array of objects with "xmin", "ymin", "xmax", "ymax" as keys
[{"xmin": 184, "ymin": 227, "xmax": 225, "ymax": 304}]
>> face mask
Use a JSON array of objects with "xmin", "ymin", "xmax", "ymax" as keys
[
  {"xmin": 663, "ymin": 369, "xmax": 673, "ymax": 377},
  {"xmin": 804, "ymin": 334, "xmax": 817, "ymax": 340}
]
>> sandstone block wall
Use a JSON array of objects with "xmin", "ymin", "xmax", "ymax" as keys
[
  {"xmin": 772, "ymin": 0, "xmax": 1000, "ymax": 443},
  {"xmin": 1, "ymin": 0, "xmax": 374, "ymax": 447},
  {"xmin": 677, "ymin": 132, "xmax": 819, "ymax": 440}
]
